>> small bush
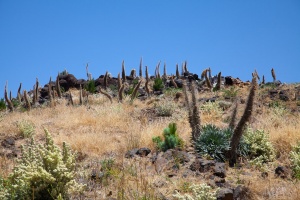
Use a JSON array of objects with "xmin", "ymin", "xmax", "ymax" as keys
[
  {"xmin": 85, "ymin": 79, "xmax": 96, "ymax": 93},
  {"xmin": 200, "ymin": 101, "xmax": 223, "ymax": 116},
  {"xmin": 127, "ymin": 79, "xmax": 139, "ymax": 95},
  {"xmin": 222, "ymin": 87, "xmax": 239, "ymax": 100},
  {"xmin": 173, "ymin": 183, "xmax": 217, "ymax": 200},
  {"xmin": 195, "ymin": 124, "xmax": 250, "ymax": 162},
  {"xmin": 100, "ymin": 158, "xmax": 119, "ymax": 186},
  {"xmin": 0, "ymin": 129, "xmax": 84, "ymax": 199},
  {"xmin": 155, "ymin": 102, "xmax": 175, "ymax": 117},
  {"xmin": 152, "ymin": 123, "xmax": 184, "ymax": 152},
  {"xmin": 0, "ymin": 98, "xmax": 6, "ymax": 111},
  {"xmin": 244, "ymin": 128, "xmax": 275, "ymax": 164},
  {"xmin": 153, "ymin": 78, "xmax": 164, "ymax": 91},
  {"xmin": 290, "ymin": 142, "xmax": 300, "ymax": 179},
  {"xmin": 16, "ymin": 120, "xmax": 35, "ymax": 138}
]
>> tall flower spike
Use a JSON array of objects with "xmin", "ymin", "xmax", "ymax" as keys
[
  {"xmin": 122, "ymin": 60, "xmax": 126, "ymax": 83},
  {"xmin": 139, "ymin": 57, "xmax": 143, "ymax": 78}
]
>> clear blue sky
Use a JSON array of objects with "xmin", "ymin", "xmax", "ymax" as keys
[{"xmin": 1, "ymin": 1, "xmax": 300, "ymax": 98}]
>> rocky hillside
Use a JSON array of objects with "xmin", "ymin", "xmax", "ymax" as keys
[{"xmin": 1, "ymin": 67, "xmax": 300, "ymax": 200}]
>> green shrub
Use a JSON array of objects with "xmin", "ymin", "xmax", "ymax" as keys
[
  {"xmin": 127, "ymin": 79, "xmax": 139, "ymax": 95},
  {"xmin": 153, "ymin": 78, "xmax": 164, "ymax": 91},
  {"xmin": 152, "ymin": 123, "xmax": 184, "ymax": 152},
  {"xmin": 17, "ymin": 120, "xmax": 35, "ymax": 138},
  {"xmin": 244, "ymin": 128, "xmax": 275, "ymax": 164},
  {"xmin": 0, "ymin": 98, "xmax": 6, "ymax": 111},
  {"xmin": 195, "ymin": 124, "xmax": 231, "ymax": 161},
  {"xmin": 290, "ymin": 142, "xmax": 300, "ymax": 179},
  {"xmin": 195, "ymin": 124, "xmax": 250, "ymax": 162},
  {"xmin": 100, "ymin": 158, "xmax": 119, "ymax": 186},
  {"xmin": 85, "ymin": 79, "xmax": 96, "ymax": 93},
  {"xmin": 0, "ymin": 129, "xmax": 84, "ymax": 199},
  {"xmin": 222, "ymin": 87, "xmax": 239, "ymax": 100},
  {"xmin": 173, "ymin": 183, "xmax": 217, "ymax": 200}
]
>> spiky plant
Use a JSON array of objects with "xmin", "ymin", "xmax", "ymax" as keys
[
  {"xmin": 204, "ymin": 69, "xmax": 212, "ymax": 89},
  {"xmin": 208, "ymin": 67, "xmax": 212, "ymax": 79},
  {"xmin": 228, "ymin": 76, "xmax": 257, "ymax": 166},
  {"xmin": 47, "ymin": 77, "xmax": 54, "ymax": 107},
  {"xmin": 145, "ymin": 66, "xmax": 149, "ymax": 81},
  {"xmin": 201, "ymin": 69, "xmax": 207, "ymax": 80},
  {"xmin": 130, "ymin": 80, "xmax": 142, "ymax": 101},
  {"xmin": 23, "ymin": 90, "xmax": 31, "ymax": 111},
  {"xmin": 99, "ymin": 87, "xmax": 113, "ymax": 103},
  {"xmin": 17, "ymin": 83, "xmax": 22, "ymax": 103},
  {"xmin": 152, "ymin": 123, "xmax": 184, "ymax": 152},
  {"xmin": 176, "ymin": 63, "xmax": 180, "ymax": 78},
  {"xmin": 184, "ymin": 61, "xmax": 188, "ymax": 73},
  {"xmin": 104, "ymin": 71, "xmax": 108, "ymax": 90},
  {"xmin": 36, "ymin": 78, "xmax": 39, "ymax": 101},
  {"xmin": 139, "ymin": 57, "xmax": 143, "ymax": 78},
  {"xmin": 254, "ymin": 69, "xmax": 260, "ymax": 82},
  {"xmin": 117, "ymin": 73, "xmax": 122, "ymax": 90},
  {"xmin": 69, "ymin": 91, "xmax": 74, "ymax": 106},
  {"xmin": 181, "ymin": 63, "xmax": 185, "ymax": 75},
  {"xmin": 122, "ymin": 60, "xmax": 126, "ymax": 83},
  {"xmin": 262, "ymin": 75, "xmax": 265, "ymax": 85},
  {"xmin": 170, "ymin": 75, "xmax": 178, "ymax": 88},
  {"xmin": 163, "ymin": 62, "xmax": 167, "ymax": 79},
  {"xmin": 56, "ymin": 74, "xmax": 62, "ymax": 98},
  {"xmin": 155, "ymin": 61, "xmax": 161, "ymax": 79},
  {"xmin": 4, "ymin": 82, "xmax": 13, "ymax": 112},
  {"xmin": 229, "ymin": 99, "xmax": 238, "ymax": 129},
  {"xmin": 79, "ymin": 84, "xmax": 83, "ymax": 105},
  {"xmin": 183, "ymin": 81, "xmax": 201, "ymax": 142},
  {"xmin": 145, "ymin": 80, "xmax": 150, "ymax": 97},
  {"xmin": 214, "ymin": 72, "xmax": 222, "ymax": 91},
  {"xmin": 271, "ymin": 68, "xmax": 276, "ymax": 82},
  {"xmin": 130, "ymin": 69, "xmax": 136, "ymax": 78},
  {"xmin": 118, "ymin": 84, "xmax": 124, "ymax": 102},
  {"xmin": 33, "ymin": 78, "xmax": 39, "ymax": 104}
]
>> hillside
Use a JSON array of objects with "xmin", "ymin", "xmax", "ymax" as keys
[{"xmin": 1, "ymin": 68, "xmax": 300, "ymax": 200}]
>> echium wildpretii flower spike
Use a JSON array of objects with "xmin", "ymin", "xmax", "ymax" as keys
[
  {"xmin": 131, "ymin": 80, "xmax": 142, "ymax": 101},
  {"xmin": 17, "ymin": 83, "xmax": 22, "ymax": 103},
  {"xmin": 4, "ymin": 81, "xmax": 13, "ymax": 111},
  {"xmin": 139, "ymin": 57, "xmax": 143, "ymax": 78},
  {"xmin": 23, "ymin": 90, "xmax": 31, "ymax": 111},
  {"xmin": 176, "ymin": 63, "xmax": 180, "ymax": 78},
  {"xmin": 122, "ymin": 60, "xmax": 126, "ymax": 83},
  {"xmin": 56, "ymin": 73, "xmax": 62, "ymax": 98}
]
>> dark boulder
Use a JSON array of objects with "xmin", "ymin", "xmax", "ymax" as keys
[
  {"xmin": 214, "ymin": 162, "xmax": 226, "ymax": 178},
  {"xmin": 125, "ymin": 147, "xmax": 151, "ymax": 158},
  {"xmin": 217, "ymin": 188, "xmax": 233, "ymax": 200},
  {"xmin": 190, "ymin": 158, "xmax": 216, "ymax": 172}
]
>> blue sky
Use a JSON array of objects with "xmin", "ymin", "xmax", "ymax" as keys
[{"xmin": 1, "ymin": 1, "xmax": 300, "ymax": 98}]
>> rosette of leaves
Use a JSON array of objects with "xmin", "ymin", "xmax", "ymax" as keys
[
  {"xmin": 195, "ymin": 124, "xmax": 250, "ymax": 162},
  {"xmin": 153, "ymin": 123, "xmax": 184, "ymax": 152}
]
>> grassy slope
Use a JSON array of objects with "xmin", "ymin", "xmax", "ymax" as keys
[{"xmin": 1, "ymin": 83, "xmax": 300, "ymax": 199}]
